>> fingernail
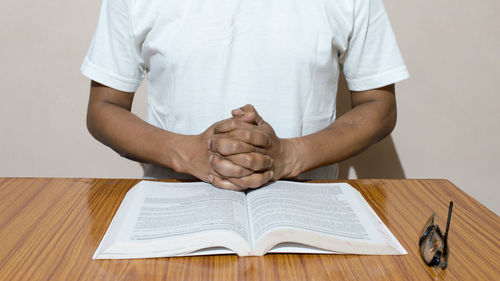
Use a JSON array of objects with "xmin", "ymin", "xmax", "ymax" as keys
[
  {"xmin": 208, "ymin": 174, "xmax": 214, "ymax": 183},
  {"xmin": 232, "ymin": 108, "xmax": 244, "ymax": 116},
  {"xmin": 208, "ymin": 139, "xmax": 212, "ymax": 149},
  {"xmin": 269, "ymin": 170, "xmax": 274, "ymax": 179},
  {"xmin": 209, "ymin": 154, "xmax": 214, "ymax": 163}
]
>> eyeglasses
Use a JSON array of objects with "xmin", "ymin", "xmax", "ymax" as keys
[{"xmin": 418, "ymin": 201, "xmax": 453, "ymax": 269}]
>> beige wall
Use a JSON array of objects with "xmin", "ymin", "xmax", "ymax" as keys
[{"xmin": 1, "ymin": 0, "xmax": 498, "ymax": 215}]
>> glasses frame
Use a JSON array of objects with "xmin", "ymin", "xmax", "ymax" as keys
[{"xmin": 418, "ymin": 201, "xmax": 453, "ymax": 269}]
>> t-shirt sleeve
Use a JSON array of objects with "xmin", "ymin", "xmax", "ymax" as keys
[
  {"xmin": 81, "ymin": 0, "xmax": 144, "ymax": 92},
  {"xmin": 341, "ymin": 0, "xmax": 409, "ymax": 91}
]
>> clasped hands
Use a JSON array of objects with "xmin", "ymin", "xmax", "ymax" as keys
[{"xmin": 198, "ymin": 104, "xmax": 293, "ymax": 191}]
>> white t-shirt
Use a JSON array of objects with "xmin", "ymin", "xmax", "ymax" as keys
[{"xmin": 81, "ymin": 0, "xmax": 409, "ymax": 179}]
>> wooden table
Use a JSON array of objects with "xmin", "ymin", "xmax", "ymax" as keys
[{"xmin": 0, "ymin": 178, "xmax": 498, "ymax": 280}]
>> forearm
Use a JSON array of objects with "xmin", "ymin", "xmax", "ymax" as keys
[
  {"xmin": 283, "ymin": 89, "xmax": 397, "ymax": 178},
  {"xmin": 86, "ymin": 82, "xmax": 274, "ymax": 190},
  {"xmin": 86, "ymin": 101, "xmax": 184, "ymax": 171}
]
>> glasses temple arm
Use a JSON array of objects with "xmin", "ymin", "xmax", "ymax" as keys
[{"xmin": 443, "ymin": 201, "xmax": 453, "ymax": 244}]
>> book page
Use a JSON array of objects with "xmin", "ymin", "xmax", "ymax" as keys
[
  {"xmin": 94, "ymin": 181, "xmax": 251, "ymax": 258},
  {"xmin": 248, "ymin": 181, "xmax": 369, "ymax": 241},
  {"xmin": 127, "ymin": 182, "xmax": 249, "ymax": 241},
  {"xmin": 246, "ymin": 181, "xmax": 406, "ymax": 255}
]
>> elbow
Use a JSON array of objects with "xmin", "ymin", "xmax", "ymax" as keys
[
  {"xmin": 379, "ymin": 102, "xmax": 397, "ymax": 141},
  {"xmin": 86, "ymin": 109, "xmax": 97, "ymax": 140},
  {"xmin": 387, "ymin": 107, "xmax": 397, "ymax": 135},
  {"xmin": 86, "ymin": 112, "xmax": 94, "ymax": 138},
  {"xmin": 86, "ymin": 104, "xmax": 104, "ymax": 143},
  {"xmin": 371, "ymin": 99, "xmax": 397, "ymax": 144}
]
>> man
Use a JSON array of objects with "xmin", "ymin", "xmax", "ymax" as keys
[{"xmin": 83, "ymin": 0, "xmax": 408, "ymax": 190}]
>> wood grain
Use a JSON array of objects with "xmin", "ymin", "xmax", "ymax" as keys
[{"xmin": 0, "ymin": 178, "xmax": 498, "ymax": 281}]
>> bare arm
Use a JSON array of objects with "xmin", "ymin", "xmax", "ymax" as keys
[
  {"xmin": 86, "ymin": 81, "xmax": 272, "ymax": 189},
  {"xmin": 210, "ymin": 84, "xmax": 397, "ymax": 181},
  {"xmin": 86, "ymin": 81, "xmax": 178, "ymax": 169},
  {"xmin": 284, "ymin": 84, "xmax": 397, "ymax": 177}
]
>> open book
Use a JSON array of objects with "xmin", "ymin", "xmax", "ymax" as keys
[{"xmin": 94, "ymin": 181, "xmax": 406, "ymax": 259}]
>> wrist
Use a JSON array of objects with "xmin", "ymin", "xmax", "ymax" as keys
[
  {"xmin": 276, "ymin": 138, "xmax": 303, "ymax": 179},
  {"xmin": 159, "ymin": 133, "xmax": 194, "ymax": 175}
]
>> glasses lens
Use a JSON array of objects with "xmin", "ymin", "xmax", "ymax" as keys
[
  {"xmin": 421, "ymin": 229, "xmax": 444, "ymax": 264},
  {"xmin": 420, "ymin": 213, "xmax": 435, "ymax": 238}
]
